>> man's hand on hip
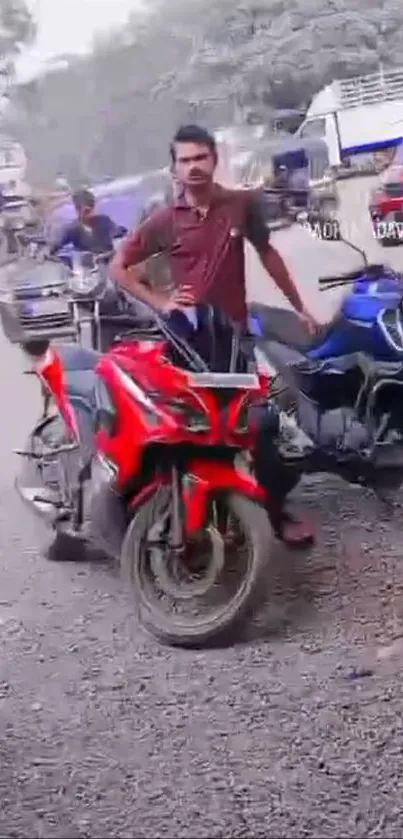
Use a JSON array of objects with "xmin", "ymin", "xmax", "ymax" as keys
[{"xmin": 162, "ymin": 285, "xmax": 196, "ymax": 312}]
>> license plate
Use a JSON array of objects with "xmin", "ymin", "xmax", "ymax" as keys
[{"xmin": 25, "ymin": 298, "xmax": 70, "ymax": 317}]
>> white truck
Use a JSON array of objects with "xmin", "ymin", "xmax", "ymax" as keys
[{"xmin": 295, "ymin": 66, "xmax": 403, "ymax": 171}]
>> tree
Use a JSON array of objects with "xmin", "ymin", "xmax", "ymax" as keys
[
  {"xmin": 0, "ymin": 0, "xmax": 35, "ymax": 115},
  {"xmin": 7, "ymin": 0, "xmax": 403, "ymax": 183},
  {"xmin": 1, "ymin": 0, "xmax": 36, "ymax": 70}
]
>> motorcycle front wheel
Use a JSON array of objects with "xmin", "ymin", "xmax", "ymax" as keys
[{"xmin": 121, "ymin": 487, "xmax": 273, "ymax": 647}]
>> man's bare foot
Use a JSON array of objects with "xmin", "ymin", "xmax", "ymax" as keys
[{"xmin": 277, "ymin": 513, "xmax": 316, "ymax": 548}]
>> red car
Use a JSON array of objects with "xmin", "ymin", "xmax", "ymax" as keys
[{"xmin": 369, "ymin": 164, "xmax": 403, "ymax": 247}]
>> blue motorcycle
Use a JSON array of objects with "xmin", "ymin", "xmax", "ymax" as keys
[{"xmin": 249, "ymin": 237, "xmax": 403, "ymax": 493}]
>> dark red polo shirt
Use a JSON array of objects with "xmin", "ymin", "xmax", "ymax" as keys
[{"xmin": 120, "ymin": 185, "xmax": 270, "ymax": 323}]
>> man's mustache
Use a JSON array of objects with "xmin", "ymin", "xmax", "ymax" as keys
[{"xmin": 188, "ymin": 168, "xmax": 207, "ymax": 177}]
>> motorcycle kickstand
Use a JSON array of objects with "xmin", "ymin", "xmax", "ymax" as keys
[
  {"xmin": 72, "ymin": 461, "xmax": 91, "ymax": 532},
  {"xmin": 42, "ymin": 392, "xmax": 51, "ymax": 418}
]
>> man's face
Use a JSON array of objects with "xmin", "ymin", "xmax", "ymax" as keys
[
  {"xmin": 78, "ymin": 202, "xmax": 95, "ymax": 223},
  {"xmin": 173, "ymin": 142, "xmax": 216, "ymax": 189}
]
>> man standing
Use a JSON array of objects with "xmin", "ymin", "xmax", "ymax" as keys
[{"xmin": 111, "ymin": 124, "xmax": 318, "ymax": 546}]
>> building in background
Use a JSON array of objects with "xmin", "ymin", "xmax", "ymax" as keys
[{"xmin": 0, "ymin": 134, "xmax": 27, "ymax": 189}]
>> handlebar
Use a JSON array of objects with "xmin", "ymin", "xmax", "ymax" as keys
[
  {"xmin": 111, "ymin": 289, "xmax": 253, "ymax": 375},
  {"xmin": 46, "ymin": 249, "xmax": 113, "ymax": 264},
  {"xmin": 106, "ymin": 288, "xmax": 209, "ymax": 372},
  {"xmin": 17, "ymin": 233, "xmax": 48, "ymax": 246},
  {"xmin": 318, "ymin": 263, "xmax": 386, "ymax": 289}
]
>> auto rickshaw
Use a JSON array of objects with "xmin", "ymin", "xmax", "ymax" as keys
[{"xmin": 259, "ymin": 136, "xmax": 339, "ymax": 229}]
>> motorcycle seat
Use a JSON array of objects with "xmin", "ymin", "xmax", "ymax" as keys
[
  {"xmin": 296, "ymin": 349, "xmax": 372, "ymax": 371},
  {"xmin": 264, "ymin": 343, "xmax": 374, "ymax": 413},
  {"xmin": 65, "ymin": 369, "xmax": 97, "ymax": 403},
  {"xmin": 58, "ymin": 344, "xmax": 101, "ymax": 371},
  {"xmin": 58, "ymin": 344, "xmax": 101, "ymax": 403},
  {"xmin": 249, "ymin": 304, "xmax": 333, "ymax": 352},
  {"xmin": 264, "ymin": 340, "xmax": 348, "ymax": 382}
]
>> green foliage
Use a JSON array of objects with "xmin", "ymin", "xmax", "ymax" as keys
[
  {"xmin": 1, "ymin": 0, "xmax": 36, "ymax": 68},
  {"xmin": 7, "ymin": 0, "xmax": 403, "ymax": 182}
]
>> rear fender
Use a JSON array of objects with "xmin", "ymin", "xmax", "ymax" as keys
[{"xmin": 183, "ymin": 458, "xmax": 266, "ymax": 535}]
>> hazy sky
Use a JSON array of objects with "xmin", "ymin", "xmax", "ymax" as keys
[{"xmin": 17, "ymin": 0, "xmax": 141, "ymax": 79}]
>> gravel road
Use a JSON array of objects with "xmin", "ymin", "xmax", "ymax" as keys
[{"xmin": 3, "ymin": 178, "xmax": 403, "ymax": 839}]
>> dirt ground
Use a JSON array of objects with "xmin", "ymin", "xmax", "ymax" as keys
[{"xmin": 2, "ymin": 178, "xmax": 403, "ymax": 838}]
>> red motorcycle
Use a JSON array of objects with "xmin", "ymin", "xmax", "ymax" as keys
[{"xmin": 15, "ymin": 301, "xmax": 274, "ymax": 646}]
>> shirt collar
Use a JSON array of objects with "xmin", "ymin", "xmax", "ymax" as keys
[{"xmin": 174, "ymin": 183, "xmax": 224, "ymax": 209}]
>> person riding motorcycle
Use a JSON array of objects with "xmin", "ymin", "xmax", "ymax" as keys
[
  {"xmin": 48, "ymin": 188, "xmax": 125, "ymax": 257},
  {"xmin": 111, "ymin": 123, "xmax": 320, "ymax": 547}
]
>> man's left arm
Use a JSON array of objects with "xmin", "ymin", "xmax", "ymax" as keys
[
  {"xmin": 48, "ymin": 222, "xmax": 74, "ymax": 255},
  {"xmin": 244, "ymin": 191, "xmax": 306, "ymax": 315}
]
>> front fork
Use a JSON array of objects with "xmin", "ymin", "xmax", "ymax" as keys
[
  {"xmin": 73, "ymin": 299, "xmax": 101, "ymax": 351},
  {"xmin": 169, "ymin": 465, "xmax": 184, "ymax": 549}
]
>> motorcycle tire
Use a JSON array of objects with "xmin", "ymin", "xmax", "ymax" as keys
[{"xmin": 121, "ymin": 488, "xmax": 273, "ymax": 648}]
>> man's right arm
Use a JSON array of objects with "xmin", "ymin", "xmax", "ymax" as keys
[{"xmin": 110, "ymin": 208, "xmax": 171, "ymax": 310}]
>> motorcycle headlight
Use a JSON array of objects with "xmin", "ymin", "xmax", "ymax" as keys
[
  {"xmin": 169, "ymin": 393, "xmax": 210, "ymax": 432},
  {"xmin": 69, "ymin": 268, "xmax": 100, "ymax": 295}
]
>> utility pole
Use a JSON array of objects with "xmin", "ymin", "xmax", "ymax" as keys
[{"xmin": 0, "ymin": 64, "xmax": 11, "ymax": 118}]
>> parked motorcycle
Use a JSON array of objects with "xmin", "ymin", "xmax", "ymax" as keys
[
  {"xmin": 10, "ymin": 297, "xmax": 273, "ymax": 646},
  {"xmin": 249, "ymin": 236, "xmax": 403, "ymax": 494},
  {"xmin": 57, "ymin": 250, "xmax": 114, "ymax": 348}
]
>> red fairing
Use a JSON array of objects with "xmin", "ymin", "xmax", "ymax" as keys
[
  {"xmin": 95, "ymin": 337, "xmax": 268, "ymax": 490},
  {"xmin": 127, "ymin": 461, "xmax": 266, "ymax": 535},
  {"xmin": 95, "ymin": 341, "xmax": 180, "ymax": 487},
  {"xmin": 36, "ymin": 349, "xmax": 79, "ymax": 439},
  {"xmin": 182, "ymin": 458, "xmax": 266, "ymax": 534}
]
